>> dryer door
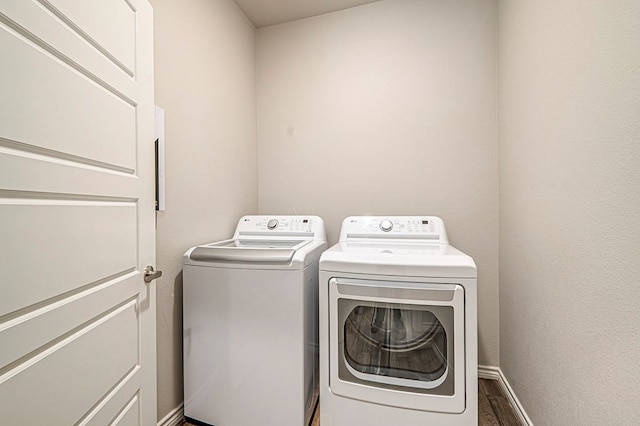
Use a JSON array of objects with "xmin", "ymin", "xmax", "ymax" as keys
[{"xmin": 329, "ymin": 278, "xmax": 466, "ymax": 413}]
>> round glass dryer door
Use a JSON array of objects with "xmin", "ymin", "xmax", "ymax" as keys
[{"xmin": 338, "ymin": 300, "xmax": 455, "ymax": 395}]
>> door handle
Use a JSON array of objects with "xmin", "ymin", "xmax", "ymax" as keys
[{"xmin": 144, "ymin": 265, "xmax": 162, "ymax": 283}]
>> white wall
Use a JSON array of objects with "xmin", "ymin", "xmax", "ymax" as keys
[
  {"xmin": 499, "ymin": 1, "xmax": 640, "ymax": 424},
  {"xmin": 257, "ymin": 0, "xmax": 499, "ymax": 367},
  {"xmin": 150, "ymin": 0, "xmax": 257, "ymax": 420}
]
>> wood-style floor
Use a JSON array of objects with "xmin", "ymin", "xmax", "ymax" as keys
[
  {"xmin": 183, "ymin": 378, "xmax": 521, "ymax": 426},
  {"xmin": 477, "ymin": 378, "xmax": 522, "ymax": 425}
]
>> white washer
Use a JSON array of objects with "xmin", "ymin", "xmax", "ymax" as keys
[
  {"xmin": 319, "ymin": 216, "xmax": 477, "ymax": 425},
  {"xmin": 183, "ymin": 215, "xmax": 327, "ymax": 426}
]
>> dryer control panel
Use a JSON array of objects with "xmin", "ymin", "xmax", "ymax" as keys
[{"xmin": 340, "ymin": 216, "xmax": 448, "ymax": 243}]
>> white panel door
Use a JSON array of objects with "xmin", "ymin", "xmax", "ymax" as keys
[{"xmin": 0, "ymin": 0, "xmax": 157, "ymax": 424}]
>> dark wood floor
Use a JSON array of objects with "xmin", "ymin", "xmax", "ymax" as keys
[
  {"xmin": 183, "ymin": 378, "xmax": 521, "ymax": 426},
  {"xmin": 477, "ymin": 378, "xmax": 521, "ymax": 425}
]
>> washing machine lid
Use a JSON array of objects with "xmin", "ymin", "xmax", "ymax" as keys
[
  {"xmin": 189, "ymin": 238, "xmax": 310, "ymax": 263},
  {"xmin": 183, "ymin": 215, "xmax": 327, "ymax": 269}
]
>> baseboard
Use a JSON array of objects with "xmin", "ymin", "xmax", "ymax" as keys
[
  {"xmin": 478, "ymin": 365, "xmax": 533, "ymax": 426},
  {"xmin": 159, "ymin": 368, "xmax": 531, "ymax": 426},
  {"xmin": 158, "ymin": 403, "xmax": 184, "ymax": 426}
]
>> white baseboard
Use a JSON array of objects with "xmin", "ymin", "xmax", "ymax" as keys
[
  {"xmin": 478, "ymin": 365, "xmax": 533, "ymax": 426},
  {"xmin": 160, "ymin": 367, "xmax": 532, "ymax": 426},
  {"xmin": 158, "ymin": 403, "xmax": 184, "ymax": 426}
]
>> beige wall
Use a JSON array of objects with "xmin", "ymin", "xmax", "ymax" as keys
[
  {"xmin": 499, "ymin": 1, "xmax": 640, "ymax": 424},
  {"xmin": 151, "ymin": 0, "xmax": 257, "ymax": 420},
  {"xmin": 257, "ymin": 0, "xmax": 499, "ymax": 367},
  {"xmin": 149, "ymin": 1, "xmax": 640, "ymax": 423}
]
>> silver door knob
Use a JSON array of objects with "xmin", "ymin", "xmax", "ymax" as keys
[{"xmin": 144, "ymin": 265, "xmax": 162, "ymax": 283}]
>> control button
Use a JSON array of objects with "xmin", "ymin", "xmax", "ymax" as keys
[
  {"xmin": 380, "ymin": 220, "xmax": 393, "ymax": 232},
  {"xmin": 267, "ymin": 219, "xmax": 279, "ymax": 230}
]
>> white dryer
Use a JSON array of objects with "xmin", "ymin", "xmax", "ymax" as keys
[
  {"xmin": 319, "ymin": 216, "xmax": 477, "ymax": 425},
  {"xmin": 183, "ymin": 215, "xmax": 327, "ymax": 426}
]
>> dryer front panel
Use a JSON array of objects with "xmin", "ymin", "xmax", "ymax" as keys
[{"xmin": 328, "ymin": 278, "xmax": 466, "ymax": 413}]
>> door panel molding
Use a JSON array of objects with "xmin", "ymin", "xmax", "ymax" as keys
[{"xmin": 0, "ymin": 0, "xmax": 156, "ymax": 423}]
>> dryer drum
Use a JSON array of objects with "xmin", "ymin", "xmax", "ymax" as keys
[{"xmin": 344, "ymin": 305, "xmax": 448, "ymax": 382}]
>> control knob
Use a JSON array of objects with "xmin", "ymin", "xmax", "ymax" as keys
[
  {"xmin": 267, "ymin": 219, "xmax": 279, "ymax": 230},
  {"xmin": 379, "ymin": 220, "xmax": 393, "ymax": 232}
]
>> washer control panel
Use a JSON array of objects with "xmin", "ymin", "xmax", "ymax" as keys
[
  {"xmin": 235, "ymin": 215, "xmax": 324, "ymax": 237},
  {"xmin": 340, "ymin": 216, "xmax": 447, "ymax": 243}
]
